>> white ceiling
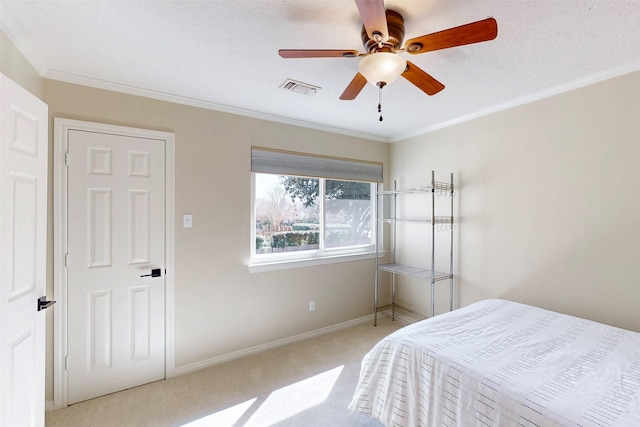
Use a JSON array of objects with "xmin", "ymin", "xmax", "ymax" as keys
[{"xmin": 2, "ymin": 0, "xmax": 639, "ymax": 142}]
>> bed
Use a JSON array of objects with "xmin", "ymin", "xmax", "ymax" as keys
[{"xmin": 349, "ymin": 299, "xmax": 640, "ymax": 426}]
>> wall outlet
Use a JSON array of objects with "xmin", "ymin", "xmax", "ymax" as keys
[{"xmin": 309, "ymin": 300, "xmax": 316, "ymax": 312}]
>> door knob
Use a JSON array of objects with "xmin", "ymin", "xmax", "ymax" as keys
[
  {"xmin": 140, "ymin": 268, "xmax": 162, "ymax": 278},
  {"xmin": 37, "ymin": 296, "xmax": 56, "ymax": 312}
]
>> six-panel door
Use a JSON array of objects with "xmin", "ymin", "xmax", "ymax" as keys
[{"xmin": 66, "ymin": 130, "xmax": 166, "ymax": 404}]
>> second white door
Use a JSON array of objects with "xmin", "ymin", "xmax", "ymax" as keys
[
  {"xmin": 0, "ymin": 72, "xmax": 48, "ymax": 427},
  {"xmin": 67, "ymin": 129, "xmax": 165, "ymax": 404}
]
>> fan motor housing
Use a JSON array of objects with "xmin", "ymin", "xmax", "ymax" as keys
[{"xmin": 361, "ymin": 10, "xmax": 405, "ymax": 52}]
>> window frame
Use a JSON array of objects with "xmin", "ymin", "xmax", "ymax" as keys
[{"xmin": 249, "ymin": 173, "xmax": 377, "ymax": 272}]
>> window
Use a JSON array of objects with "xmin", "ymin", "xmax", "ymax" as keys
[
  {"xmin": 324, "ymin": 179, "xmax": 373, "ymax": 249},
  {"xmin": 253, "ymin": 174, "xmax": 375, "ymax": 260},
  {"xmin": 250, "ymin": 147, "xmax": 382, "ymax": 269}
]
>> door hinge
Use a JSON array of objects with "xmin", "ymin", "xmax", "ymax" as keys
[
  {"xmin": 65, "ymin": 355, "xmax": 69, "ymax": 370},
  {"xmin": 65, "ymin": 152, "xmax": 69, "ymax": 166},
  {"xmin": 64, "ymin": 253, "xmax": 68, "ymax": 267}
]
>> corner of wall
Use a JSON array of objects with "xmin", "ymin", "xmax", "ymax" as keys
[{"xmin": 0, "ymin": 28, "xmax": 43, "ymax": 99}]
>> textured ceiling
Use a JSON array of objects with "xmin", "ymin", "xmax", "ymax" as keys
[{"xmin": 2, "ymin": 0, "xmax": 639, "ymax": 142}]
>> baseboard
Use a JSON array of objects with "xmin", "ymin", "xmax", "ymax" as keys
[
  {"xmin": 46, "ymin": 400, "xmax": 55, "ymax": 412},
  {"xmin": 173, "ymin": 314, "xmax": 374, "ymax": 377}
]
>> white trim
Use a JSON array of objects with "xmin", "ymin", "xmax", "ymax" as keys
[
  {"xmin": 392, "ymin": 59, "xmax": 640, "ymax": 142},
  {"xmin": 248, "ymin": 251, "xmax": 382, "ymax": 274},
  {"xmin": 164, "ymin": 136, "xmax": 176, "ymax": 379},
  {"xmin": 174, "ymin": 314, "xmax": 373, "ymax": 376},
  {"xmin": 52, "ymin": 118, "xmax": 176, "ymax": 408}
]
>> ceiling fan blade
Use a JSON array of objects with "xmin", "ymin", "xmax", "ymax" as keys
[
  {"xmin": 279, "ymin": 49, "xmax": 360, "ymax": 58},
  {"xmin": 402, "ymin": 61, "xmax": 445, "ymax": 96},
  {"xmin": 340, "ymin": 73, "xmax": 368, "ymax": 100},
  {"xmin": 404, "ymin": 17, "xmax": 497, "ymax": 54},
  {"xmin": 355, "ymin": 0, "xmax": 389, "ymax": 42}
]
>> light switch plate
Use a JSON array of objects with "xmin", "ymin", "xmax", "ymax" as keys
[{"xmin": 183, "ymin": 214, "xmax": 193, "ymax": 228}]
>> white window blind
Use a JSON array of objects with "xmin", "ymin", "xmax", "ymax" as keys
[{"xmin": 251, "ymin": 146, "xmax": 383, "ymax": 183}]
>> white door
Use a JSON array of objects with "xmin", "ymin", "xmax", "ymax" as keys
[
  {"xmin": 0, "ymin": 73, "xmax": 48, "ymax": 426},
  {"xmin": 66, "ymin": 129, "xmax": 165, "ymax": 404}
]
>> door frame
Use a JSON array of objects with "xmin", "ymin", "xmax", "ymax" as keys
[{"xmin": 53, "ymin": 118, "xmax": 175, "ymax": 409}]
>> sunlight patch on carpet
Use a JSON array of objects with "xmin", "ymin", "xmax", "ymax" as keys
[
  {"xmin": 181, "ymin": 398, "xmax": 257, "ymax": 426},
  {"xmin": 247, "ymin": 365, "xmax": 344, "ymax": 425}
]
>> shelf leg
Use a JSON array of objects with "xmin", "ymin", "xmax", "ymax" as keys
[
  {"xmin": 450, "ymin": 172, "xmax": 454, "ymax": 312},
  {"xmin": 391, "ymin": 274, "xmax": 396, "ymax": 321},
  {"xmin": 374, "ymin": 268, "xmax": 379, "ymax": 326}
]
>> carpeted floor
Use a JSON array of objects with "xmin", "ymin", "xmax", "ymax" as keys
[{"xmin": 46, "ymin": 317, "xmax": 402, "ymax": 427}]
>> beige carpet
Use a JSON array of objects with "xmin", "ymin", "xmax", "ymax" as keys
[{"xmin": 46, "ymin": 317, "xmax": 402, "ymax": 427}]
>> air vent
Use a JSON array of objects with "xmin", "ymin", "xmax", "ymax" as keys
[{"xmin": 280, "ymin": 79, "xmax": 321, "ymax": 96}]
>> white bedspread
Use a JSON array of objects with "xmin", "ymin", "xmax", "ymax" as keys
[{"xmin": 349, "ymin": 299, "xmax": 640, "ymax": 426}]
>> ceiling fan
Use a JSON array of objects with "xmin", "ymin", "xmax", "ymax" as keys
[{"xmin": 279, "ymin": 0, "xmax": 497, "ymax": 119}]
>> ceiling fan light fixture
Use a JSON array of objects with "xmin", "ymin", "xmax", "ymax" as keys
[{"xmin": 358, "ymin": 52, "xmax": 407, "ymax": 86}]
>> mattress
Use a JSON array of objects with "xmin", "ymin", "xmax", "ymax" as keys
[{"xmin": 349, "ymin": 299, "xmax": 640, "ymax": 426}]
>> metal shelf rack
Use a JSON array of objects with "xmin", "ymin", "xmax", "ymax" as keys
[{"xmin": 374, "ymin": 171, "xmax": 454, "ymax": 326}]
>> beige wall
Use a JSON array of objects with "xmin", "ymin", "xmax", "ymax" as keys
[
  {"xmin": 391, "ymin": 71, "xmax": 640, "ymax": 332},
  {"xmin": 42, "ymin": 80, "xmax": 390, "ymax": 399}
]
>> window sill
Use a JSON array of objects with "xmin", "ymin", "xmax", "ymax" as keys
[{"xmin": 248, "ymin": 251, "xmax": 385, "ymax": 273}]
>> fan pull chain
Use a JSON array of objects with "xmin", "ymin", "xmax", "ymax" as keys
[{"xmin": 378, "ymin": 85, "xmax": 383, "ymax": 122}]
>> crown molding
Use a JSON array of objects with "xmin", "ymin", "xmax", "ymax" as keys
[
  {"xmin": 37, "ymin": 60, "xmax": 640, "ymax": 144},
  {"xmin": 42, "ymin": 68, "xmax": 391, "ymax": 143},
  {"xmin": 392, "ymin": 59, "xmax": 640, "ymax": 142}
]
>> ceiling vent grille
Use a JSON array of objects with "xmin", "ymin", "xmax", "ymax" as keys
[{"xmin": 280, "ymin": 79, "xmax": 321, "ymax": 96}]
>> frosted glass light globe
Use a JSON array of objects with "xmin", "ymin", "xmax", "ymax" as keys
[{"xmin": 358, "ymin": 52, "xmax": 407, "ymax": 86}]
